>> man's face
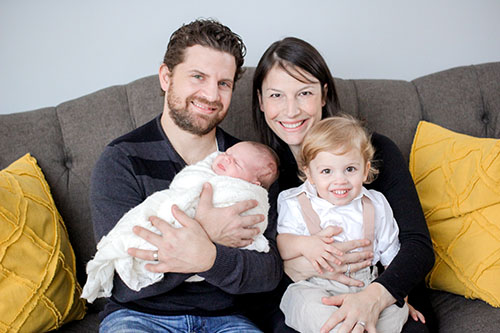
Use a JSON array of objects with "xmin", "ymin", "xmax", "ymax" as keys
[{"xmin": 164, "ymin": 45, "xmax": 236, "ymax": 136}]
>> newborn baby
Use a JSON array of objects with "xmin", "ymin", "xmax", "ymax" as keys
[{"xmin": 82, "ymin": 141, "xmax": 279, "ymax": 303}]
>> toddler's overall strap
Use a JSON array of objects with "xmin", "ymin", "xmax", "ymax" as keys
[
  {"xmin": 296, "ymin": 192, "xmax": 375, "ymax": 253},
  {"xmin": 297, "ymin": 192, "xmax": 322, "ymax": 235},
  {"xmin": 361, "ymin": 195, "xmax": 375, "ymax": 253}
]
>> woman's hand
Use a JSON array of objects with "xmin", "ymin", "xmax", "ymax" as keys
[
  {"xmin": 195, "ymin": 182, "xmax": 264, "ymax": 247},
  {"xmin": 320, "ymin": 282, "xmax": 395, "ymax": 333}
]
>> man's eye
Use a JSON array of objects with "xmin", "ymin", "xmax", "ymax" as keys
[
  {"xmin": 193, "ymin": 74, "xmax": 203, "ymax": 80},
  {"xmin": 219, "ymin": 81, "xmax": 232, "ymax": 89}
]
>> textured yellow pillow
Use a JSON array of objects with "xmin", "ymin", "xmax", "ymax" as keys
[
  {"xmin": 409, "ymin": 121, "xmax": 500, "ymax": 307},
  {"xmin": 0, "ymin": 154, "xmax": 86, "ymax": 332}
]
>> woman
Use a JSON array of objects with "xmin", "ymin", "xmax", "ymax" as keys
[{"xmin": 252, "ymin": 37, "xmax": 435, "ymax": 332}]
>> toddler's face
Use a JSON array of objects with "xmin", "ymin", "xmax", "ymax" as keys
[
  {"xmin": 212, "ymin": 142, "xmax": 263, "ymax": 185},
  {"xmin": 305, "ymin": 148, "xmax": 369, "ymax": 206}
]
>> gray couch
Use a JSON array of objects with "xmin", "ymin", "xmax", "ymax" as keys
[{"xmin": 1, "ymin": 62, "xmax": 499, "ymax": 332}]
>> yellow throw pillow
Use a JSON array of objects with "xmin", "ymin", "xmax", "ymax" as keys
[
  {"xmin": 409, "ymin": 121, "xmax": 500, "ymax": 307},
  {"xmin": 0, "ymin": 154, "xmax": 86, "ymax": 332}
]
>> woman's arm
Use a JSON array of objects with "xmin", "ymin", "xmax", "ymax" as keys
[{"xmin": 368, "ymin": 133, "xmax": 435, "ymax": 305}]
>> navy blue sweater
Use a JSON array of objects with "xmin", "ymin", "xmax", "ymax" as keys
[{"xmin": 90, "ymin": 115, "xmax": 283, "ymax": 319}]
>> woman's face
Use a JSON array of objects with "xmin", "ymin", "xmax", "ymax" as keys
[{"xmin": 259, "ymin": 64, "xmax": 325, "ymax": 153}]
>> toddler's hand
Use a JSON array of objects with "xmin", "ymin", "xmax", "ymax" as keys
[
  {"xmin": 406, "ymin": 297, "xmax": 426, "ymax": 323},
  {"xmin": 302, "ymin": 234, "xmax": 342, "ymax": 274}
]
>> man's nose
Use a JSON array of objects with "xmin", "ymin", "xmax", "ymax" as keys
[{"xmin": 201, "ymin": 80, "xmax": 219, "ymax": 102}]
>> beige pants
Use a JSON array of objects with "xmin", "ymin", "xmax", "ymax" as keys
[{"xmin": 280, "ymin": 267, "xmax": 408, "ymax": 333}]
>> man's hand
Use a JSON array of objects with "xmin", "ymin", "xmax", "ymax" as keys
[
  {"xmin": 195, "ymin": 182, "xmax": 264, "ymax": 247},
  {"xmin": 128, "ymin": 205, "xmax": 216, "ymax": 273}
]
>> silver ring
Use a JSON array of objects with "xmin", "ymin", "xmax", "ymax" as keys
[
  {"xmin": 153, "ymin": 251, "xmax": 159, "ymax": 261},
  {"xmin": 357, "ymin": 321, "xmax": 366, "ymax": 328},
  {"xmin": 345, "ymin": 263, "xmax": 351, "ymax": 276}
]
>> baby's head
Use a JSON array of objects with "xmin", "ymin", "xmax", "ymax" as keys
[
  {"xmin": 212, "ymin": 141, "xmax": 279, "ymax": 189},
  {"xmin": 298, "ymin": 115, "xmax": 378, "ymax": 206}
]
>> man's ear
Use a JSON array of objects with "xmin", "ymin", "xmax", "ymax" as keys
[{"xmin": 159, "ymin": 64, "xmax": 171, "ymax": 92}]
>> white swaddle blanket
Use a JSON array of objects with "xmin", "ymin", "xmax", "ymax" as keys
[{"xmin": 81, "ymin": 152, "xmax": 270, "ymax": 303}]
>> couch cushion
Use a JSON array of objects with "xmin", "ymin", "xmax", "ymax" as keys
[
  {"xmin": 430, "ymin": 290, "xmax": 500, "ymax": 332},
  {"xmin": 412, "ymin": 62, "xmax": 500, "ymax": 139},
  {"xmin": 0, "ymin": 154, "xmax": 86, "ymax": 331},
  {"xmin": 409, "ymin": 121, "xmax": 500, "ymax": 307}
]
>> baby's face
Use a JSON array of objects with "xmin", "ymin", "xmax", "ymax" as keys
[{"xmin": 212, "ymin": 142, "xmax": 265, "ymax": 185}]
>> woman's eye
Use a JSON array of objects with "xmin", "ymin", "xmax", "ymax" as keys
[
  {"xmin": 299, "ymin": 91, "xmax": 312, "ymax": 96},
  {"xmin": 270, "ymin": 93, "xmax": 281, "ymax": 98}
]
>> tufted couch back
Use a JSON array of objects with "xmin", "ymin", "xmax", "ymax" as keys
[{"xmin": 1, "ymin": 61, "xmax": 499, "ymax": 304}]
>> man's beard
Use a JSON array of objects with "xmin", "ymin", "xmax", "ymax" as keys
[{"xmin": 167, "ymin": 83, "xmax": 225, "ymax": 136}]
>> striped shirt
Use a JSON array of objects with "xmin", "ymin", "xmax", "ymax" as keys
[{"xmin": 90, "ymin": 114, "xmax": 282, "ymax": 318}]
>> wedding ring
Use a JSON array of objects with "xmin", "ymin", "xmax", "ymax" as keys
[
  {"xmin": 357, "ymin": 321, "xmax": 366, "ymax": 328},
  {"xmin": 153, "ymin": 251, "xmax": 159, "ymax": 261}
]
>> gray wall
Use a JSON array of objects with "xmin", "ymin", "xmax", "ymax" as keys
[{"xmin": 1, "ymin": 0, "xmax": 499, "ymax": 114}]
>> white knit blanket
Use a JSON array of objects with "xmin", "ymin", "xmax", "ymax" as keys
[{"xmin": 81, "ymin": 152, "xmax": 270, "ymax": 303}]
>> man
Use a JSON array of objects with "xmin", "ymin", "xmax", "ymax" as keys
[{"xmin": 90, "ymin": 19, "xmax": 282, "ymax": 332}]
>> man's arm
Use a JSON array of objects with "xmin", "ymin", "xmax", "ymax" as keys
[
  {"xmin": 131, "ymin": 181, "xmax": 284, "ymax": 294},
  {"xmin": 198, "ymin": 187, "xmax": 283, "ymax": 294},
  {"xmin": 90, "ymin": 146, "xmax": 190, "ymax": 302}
]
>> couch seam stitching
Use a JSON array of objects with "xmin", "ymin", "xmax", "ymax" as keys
[
  {"xmin": 125, "ymin": 84, "xmax": 137, "ymax": 129},
  {"xmin": 470, "ymin": 64, "xmax": 488, "ymax": 137},
  {"xmin": 410, "ymin": 79, "xmax": 426, "ymax": 122},
  {"xmin": 54, "ymin": 106, "xmax": 89, "ymax": 191},
  {"xmin": 350, "ymin": 79, "xmax": 360, "ymax": 118},
  {"xmin": 54, "ymin": 106, "xmax": 71, "ymax": 189}
]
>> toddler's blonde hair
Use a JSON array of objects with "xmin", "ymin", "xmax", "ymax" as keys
[{"xmin": 298, "ymin": 114, "xmax": 378, "ymax": 183}]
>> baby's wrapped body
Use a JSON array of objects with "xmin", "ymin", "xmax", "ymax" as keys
[{"xmin": 81, "ymin": 152, "xmax": 270, "ymax": 303}]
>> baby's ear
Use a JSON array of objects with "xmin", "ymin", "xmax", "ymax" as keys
[{"xmin": 252, "ymin": 180, "xmax": 262, "ymax": 187}]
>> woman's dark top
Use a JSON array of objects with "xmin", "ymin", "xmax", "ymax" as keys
[
  {"xmin": 277, "ymin": 132, "xmax": 435, "ymax": 304},
  {"xmin": 243, "ymin": 131, "xmax": 435, "ymax": 333}
]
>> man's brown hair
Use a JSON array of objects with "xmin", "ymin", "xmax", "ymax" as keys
[{"xmin": 163, "ymin": 18, "xmax": 246, "ymax": 85}]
